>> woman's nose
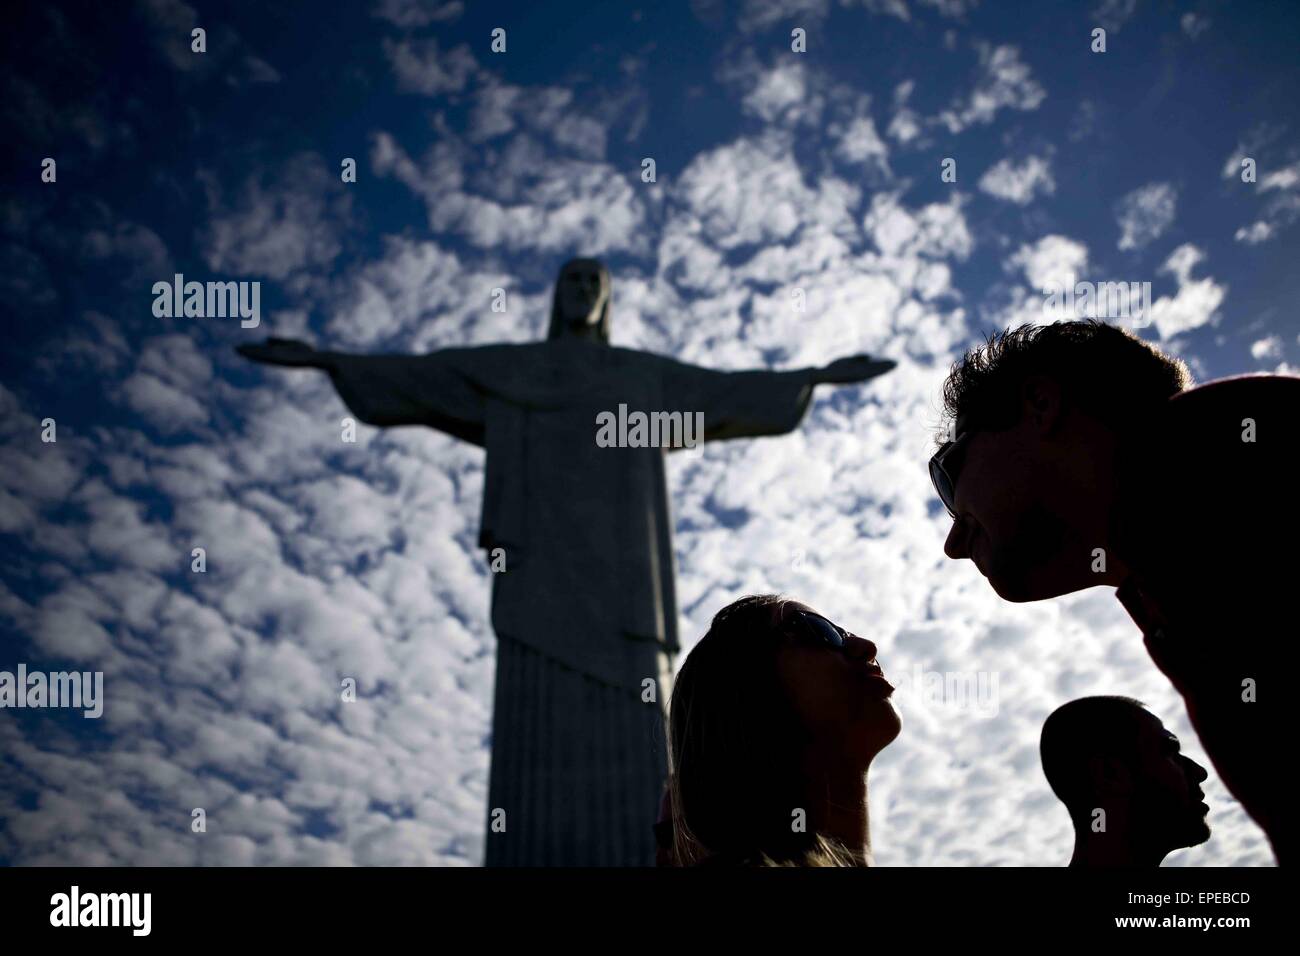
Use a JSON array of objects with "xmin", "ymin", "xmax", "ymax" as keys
[
  {"xmin": 944, "ymin": 515, "xmax": 969, "ymax": 559},
  {"xmin": 844, "ymin": 634, "xmax": 877, "ymax": 660}
]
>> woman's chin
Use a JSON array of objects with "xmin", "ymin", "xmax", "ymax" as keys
[{"xmin": 861, "ymin": 699, "xmax": 902, "ymax": 755}]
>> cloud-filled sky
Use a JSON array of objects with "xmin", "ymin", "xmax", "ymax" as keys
[{"xmin": 2, "ymin": 0, "xmax": 1296, "ymax": 866}]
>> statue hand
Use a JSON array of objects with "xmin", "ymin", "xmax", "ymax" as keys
[
  {"xmin": 815, "ymin": 354, "xmax": 897, "ymax": 384},
  {"xmin": 235, "ymin": 337, "xmax": 333, "ymax": 369}
]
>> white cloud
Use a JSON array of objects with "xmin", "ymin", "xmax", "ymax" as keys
[
  {"xmin": 117, "ymin": 373, "xmax": 209, "ymax": 434},
  {"xmin": 936, "ymin": 44, "xmax": 1046, "ymax": 134},
  {"xmin": 1092, "ymin": 0, "xmax": 1137, "ymax": 32},
  {"xmin": 1234, "ymin": 221, "xmax": 1273, "ymax": 245},
  {"xmin": 884, "ymin": 79, "xmax": 924, "ymax": 145},
  {"xmin": 1181, "ymin": 12, "xmax": 1210, "ymax": 38},
  {"xmin": 859, "ymin": 0, "xmax": 912, "ymax": 18},
  {"xmin": 888, "ymin": 110, "xmax": 923, "ymax": 144},
  {"xmin": 467, "ymin": 82, "xmax": 609, "ymax": 155},
  {"xmin": 730, "ymin": 57, "xmax": 818, "ymax": 125},
  {"xmin": 1226, "ymin": 159, "xmax": 1300, "ymax": 244},
  {"xmin": 1007, "ymin": 235, "xmax": 1088, "ymax": 290},
  {"xmin": 80, "ymin": 223, "xmax": 172, "ymax": 286},
  {"xmin": 1260, "ymin": 160, "xmax": 1300, "ymax": 192},
  {"xmin": 864, "ymin": 192, "xmax": 973, "ymax": 261},
  {"xmin": 200, "ymin": 154, "xmax": 354, "ymax": 282},
  {"xmin": 1148, "ymin": 244, "xmax": 1225, "ymax": 340},
  {"xmin": 137, "ymin": 0, "xmax": 281, "ymax": 85},
  {"xmin": 916, "ymin": 0, "xmax": 980, "ymax": 15},
  {"xmin": 382, "ymin": 37, "xmax": 478, "ymax": 96},
  {"xmin": 1068, "ymin": 100, "xmax": 1097, "ymax": 142},
  {"xmin": 327, "ymin": 239, "xmax": 525, "ymax": 348},
  {"xmin": 37, "ymin": 311, "xmax": 132, "ymax": 379},
  {"xmin": 738, "ymin": 0, "xmax": 832, "ymax": 33},
  {"xmin": 978, "ymin": 155, "xmax": 1055, "ymax": 205},
  {"xmin": 372, "ymin": 0, "xmax": 464, "ymax": 28},
  {"xmin": 370, "ymin": 128, "xmax": 646, "ymax": 256},
  {"xmin": 678, "ymin": 135, "xmax": 826, "ymax": 250},
  {"xmin": 1115, "ymin": 181, "xmax": 1177, "ymax": 251},
  {"xmin": 834, "ymin": 115, "xmax": 891, "ymax": 170},
  {"xmin": 1161, "ymin": 243, "xmax": 1201, "ymax": 285},
  {"xmin": 1250, "ymin": 336, "xmax": 1282, "ymax": 361},
  {"xmin": 1219, "ymin": 127, "xmax": 1285, "ymax": 182},
  {"xmin": 1221, "ymin": 151, "xmax": 1246, "ymax": 180}
]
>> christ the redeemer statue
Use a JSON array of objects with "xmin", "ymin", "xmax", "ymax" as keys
[{"xmin": 236, "ymin": 258, "xmax": 895, "ymax": 866}]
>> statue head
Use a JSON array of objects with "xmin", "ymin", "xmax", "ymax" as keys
[{"xmin": 548, "ymin": 257, "xmax": 611, "ymax": 343}]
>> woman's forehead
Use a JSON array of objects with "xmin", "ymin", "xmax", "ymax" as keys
[{"xmin": 772, "ymin": 599, "xmax": 816, "ymax": 623}]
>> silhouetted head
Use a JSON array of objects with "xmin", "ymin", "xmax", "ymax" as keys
[
  {"xmin": 1041, "ymin": 696, "xmax": 1210, "ymax": 862},
  {"xmin": 548, "ymin": 257, "xmax": 611, "ymax": 342},
  {"xmin": 934, "ymin": 321, "xmax": 1190, "ymax": 601},
  {"xmin": 668, "ymin": 595, "xmax": 901, "ymax": 866}
]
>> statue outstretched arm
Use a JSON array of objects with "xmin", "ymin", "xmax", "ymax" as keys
[
  {"xmin": 236, "ymin": 337, "xmax": 487, "ymax": 446},
  {"xmin": 658, "ymin": 351, "xmax": 896, "ymax": 443},
  {"xmin": 236, "ymin": 337, "xmax": 335, "ymax": 369},
  {"xmin": 806, "ymin": 354, "xmax": 896, "ymax": 385}
]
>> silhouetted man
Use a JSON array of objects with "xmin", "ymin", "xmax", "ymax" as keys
[
  {"xmin": 930, "ymin": 320, "xmax": 1296, "ymax": 863},
  {"xmin": 1041, "ymin": 696, "xmax": 1210, "ymax": 866}
]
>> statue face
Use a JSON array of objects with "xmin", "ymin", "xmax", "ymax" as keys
[{"xmin": 557, "ymin": 259, "xmax": 610, "ymax": 328}]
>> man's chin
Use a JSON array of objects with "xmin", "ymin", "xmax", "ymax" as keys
[
  {"xmin": 1172, "ymin": 825, "xmax": 1212, "ymax": 853},
  {"xmin": 1187, "ymin": 820, "xmax": 1212, "ymax": 848},
  {"xmin": 986, "ymin": 569, "xmax": 1084, "ymax": 603}
]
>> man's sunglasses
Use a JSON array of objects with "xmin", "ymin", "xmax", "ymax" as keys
[
  {"xmin": 788, "ymin": 609, "xmax": 849, "ymax": 649},
  {"xmin": 928, "ymin": 430, "xmax": 970, "ymax": 518}
]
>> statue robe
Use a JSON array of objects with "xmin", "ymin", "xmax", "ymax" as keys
[{"xmin": 326, "ymin": 336, "xmax": 813, "ymax": 865}]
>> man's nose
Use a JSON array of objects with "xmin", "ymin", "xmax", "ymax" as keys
[
  {"xmin": 1184, "ymin": 756, "xmax": 1208, "ymax": 783},
  {"xmin": 944, "ymin": 515, "xmax": 969, "ymax": 559}
]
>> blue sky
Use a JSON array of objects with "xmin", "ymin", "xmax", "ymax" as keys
[{"xmin": 1, "ymin": 0, "xmax": 1296, "ymax": 866}]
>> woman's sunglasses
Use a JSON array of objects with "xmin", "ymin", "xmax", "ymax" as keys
[
  {"xmin": 788, "ymin": 609, "xmax": 849, "ymax": 649},
  {"xmin": 928, "ymin": 430, "xmax": 970, "ymax": 518}
]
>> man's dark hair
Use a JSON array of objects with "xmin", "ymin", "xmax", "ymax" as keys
[
  {"xmin": 941, "ymin": 321, "xmax": 1191, "ymax": 439},
  {"xmin": 1040, "ymin": 695, "xmax": 1149, "ymax": 820}
]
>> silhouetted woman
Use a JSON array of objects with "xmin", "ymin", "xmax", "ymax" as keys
[{"xmin": 667, "ymin": 594, "xmax": 901, "ymax": 866}]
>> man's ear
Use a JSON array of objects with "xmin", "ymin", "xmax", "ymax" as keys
[
  {"xmin": 1087, "ymin": 754, "xmax": 1135, "ymax": 796},
  {"xmin": 1020, "ymin": 375, "xmax": 1062, "ymax": 434}
]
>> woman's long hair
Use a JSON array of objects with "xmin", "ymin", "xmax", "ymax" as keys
[{"xmin": 667, "ymin": 594, "xmax": 864, "ymax": 867}]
